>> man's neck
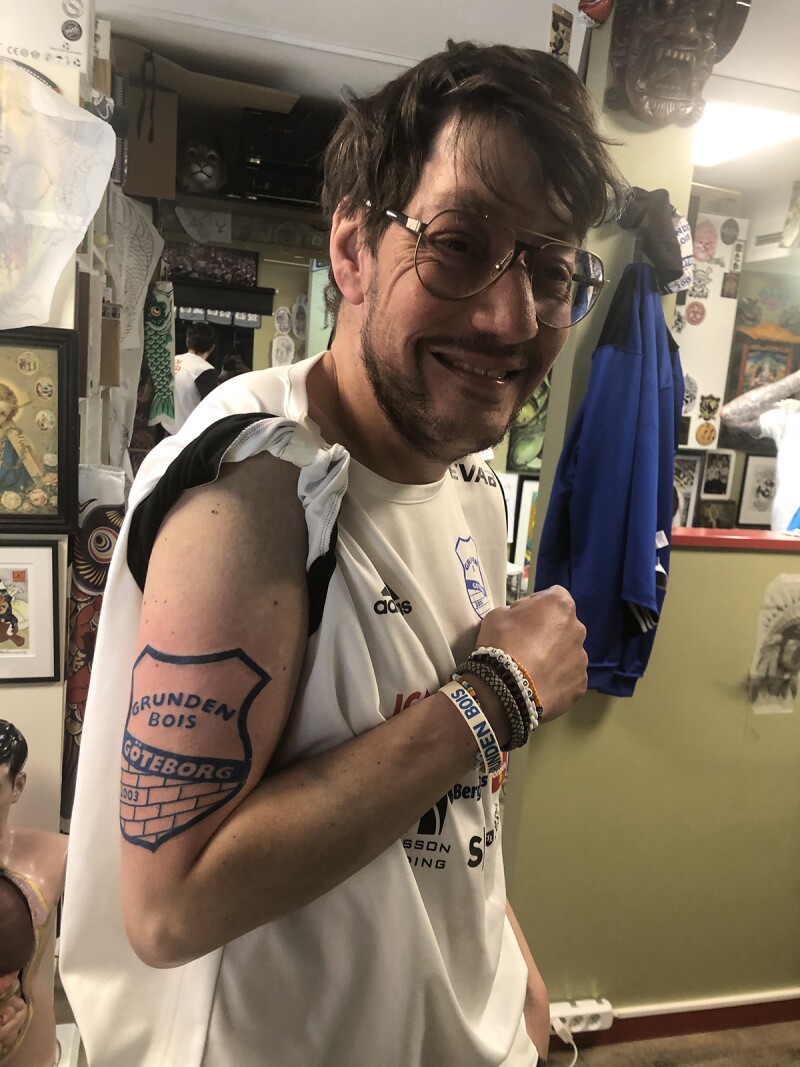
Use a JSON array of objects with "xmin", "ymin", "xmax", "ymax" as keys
[{"xmin": 307, "ymin": 350, "xmax": 448, "ymax": 486}]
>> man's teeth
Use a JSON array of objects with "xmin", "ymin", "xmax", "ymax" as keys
[{"xmin": 450, "ymin": 359, "xmax": 509, "ymax": 381}]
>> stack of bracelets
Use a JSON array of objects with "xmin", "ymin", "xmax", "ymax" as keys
[{"xmin": 439, "ymin": 646, "xmax": 544, "ymax": 776}]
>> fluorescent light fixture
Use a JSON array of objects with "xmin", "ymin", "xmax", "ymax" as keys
[{"xmin": 693, "ymin": 101, "xmax": 800, "ymax": 167}]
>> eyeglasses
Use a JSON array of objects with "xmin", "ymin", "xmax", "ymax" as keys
[{"xmin": 379, "ymin": 207, "xmax": 605, "ymax": 329}]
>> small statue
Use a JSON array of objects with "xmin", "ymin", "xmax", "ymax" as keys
[
  {"xmin": 0, "ymin": 722, "xmax": 68, "ymax": 1067},
  {"xmin": 605, "ymin": 0, "xmax": 749, "ymax": 126}
]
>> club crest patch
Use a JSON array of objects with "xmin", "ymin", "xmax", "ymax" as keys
[
  {"xmin": 455, "ymin": 536, "xmax": 491, "ymax": 619},
  {"xmin": 120, "ymin": 645, "xmax": 270, "ymax": 851}
]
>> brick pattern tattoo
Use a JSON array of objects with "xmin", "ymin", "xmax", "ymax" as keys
[{"xmin": 121, "ymin": 646, "xmax": 270, "ymax": 851}]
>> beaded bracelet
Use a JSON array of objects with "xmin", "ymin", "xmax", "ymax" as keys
[
  {"xmin": 472, "ymin": 646, "xmax": 542, "ymax": 733},
  {"xmin": 439, "ymin": 679, "xmax": 503, "ymax": 775},
  {"xmin": 456, "ymin": 644, "xmax": 546, "ymax": 746}
]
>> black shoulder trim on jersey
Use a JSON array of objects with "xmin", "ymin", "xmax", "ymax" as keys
[
  {"xmin": 307, "ymin": 522, "xmax": 338, "ymax": 636},
  {"xmin": 127, "ymin": 413, "xmax": 339, "ymax": 636}
]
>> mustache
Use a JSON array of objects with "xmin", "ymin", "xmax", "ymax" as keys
[{"xmin": 420, "ymin": 334, "xmax": 538, "ymax": 366}]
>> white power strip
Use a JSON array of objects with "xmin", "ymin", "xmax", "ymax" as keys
[{"xmin": 550, "ymin": 997, "xmax": 614, "ymax": 1033}]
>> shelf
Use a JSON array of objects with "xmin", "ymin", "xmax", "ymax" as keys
[{"xmin": 671, "ymin": 527, "xmax": 800, "ymax": 552}]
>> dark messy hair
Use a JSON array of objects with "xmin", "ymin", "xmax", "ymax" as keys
[
  {"xmin": 321, "ymin": 39, "xmax": 627, "ymax": 320},
  {"xmin": 0, "ymin": 720, "xmax": 28, "ymax": 783},
  {"xmin": 186, "ymin": 322, "xmax": 217, "ymax": 355}
]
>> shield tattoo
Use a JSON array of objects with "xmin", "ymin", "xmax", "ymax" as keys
[
  {"xmin": 120, "ymin": 645, "xmax": 270, "ymax": 851},
  {"xmin": 455, "ymin": 536, "xmax": 491, "ymax": 619}
]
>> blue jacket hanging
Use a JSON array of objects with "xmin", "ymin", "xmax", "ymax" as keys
[{"xmin": 534, "ymin": 262, "xmax": 684, "ymax": 697}]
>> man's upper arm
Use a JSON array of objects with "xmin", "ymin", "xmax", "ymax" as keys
[{"xmin": 120, "ymin": 452, "xmax": 309, "ymax": 897}]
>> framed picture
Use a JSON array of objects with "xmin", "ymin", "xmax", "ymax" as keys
[
  {"xmin": 511, "ymin": 476, "xmax": 539, "ymax": 570},
  {"xmin": 0, "ymin": 540, "xmax": 60, "ymax": 684},
  {"xmin": 0, "ymin": 327, "xmax": 79, "ymax": 533},
  {"xmin": 700, "ymin": 449, "xmax": 736, "ymax": 499},
  {"xmin": 673, "ymin": 453, "xmax": 703, "ymax": 527},
  {"xmin": 496, "ymin": 470, "xmax": 519, "ymax": 545},
  {"xmin": 736, "ymin": 342, "xmax": 794, "ymax": 395},
  {"xmin": 162, "ymin": 241, "xmax": 258, "ymax": 288},
  {"xmin": 693, "ymin": 499, "xmax": 737, "ymax": 529},
  {"xmin": 737, "ymin": 454, "xmax": 777, "ymax": 528}
]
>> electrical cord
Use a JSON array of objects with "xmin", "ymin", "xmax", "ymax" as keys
[{"xmin": 551, "ymin": 1017, "xmax": 579, "ymax": 1067}]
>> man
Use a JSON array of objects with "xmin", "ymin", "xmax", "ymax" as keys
[
  {"xmin": 720, "ymin": 367, "xmax": 800, "ymax": 531},
  {"xmin": 61, "ymin": 42, "xmax": 625, "ymax": 1066},
  {"xmin": 0, "ymin": 721, "xmax": 68, "ymax": 1067},
  {"xmin": 161, "ymin": 321, "xmax": 219, "ymax": 435}
]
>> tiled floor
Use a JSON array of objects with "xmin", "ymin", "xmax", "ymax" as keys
[{"xmin": 547, "ymin": 1020, "xmax": 800, "ymax": 1067}]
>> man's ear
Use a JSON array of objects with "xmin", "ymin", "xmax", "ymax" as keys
[
  {"xmin": 11, "ymin": 771, "xmax": 25, "ymax": 804},
  {"xmin": 329, "ymin": 207, "xmax": 370, "ymax": 308}
]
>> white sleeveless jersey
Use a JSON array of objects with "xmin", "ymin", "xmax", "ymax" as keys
[{"xmin": 60, "ymin": 354, "xmax": 537, "ymax": 1067}]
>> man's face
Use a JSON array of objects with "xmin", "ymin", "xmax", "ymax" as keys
[{"xmin": 356, "ymin": 116, "xmax": 574, "ymax": 467}]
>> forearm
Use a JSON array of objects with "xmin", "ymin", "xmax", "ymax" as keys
[
  {"xmin": 720, "ymin": 367, "xmax": 800, "ymax": 431},
  {"xmin": 507, "ymin": 901, "xmax": 550, "ymax": 1060},
  {"xmin": 125, "ymin": 689, "xmax": 481, "ymax": 966}
]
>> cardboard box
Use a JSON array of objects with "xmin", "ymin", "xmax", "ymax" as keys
[
  {"xmin": 123, "ymin": 86, "xmax": 178, "ymax": 200},
  {"xmin": 112, "ymin": 39, "xmax": 297, "ymax": 116}
]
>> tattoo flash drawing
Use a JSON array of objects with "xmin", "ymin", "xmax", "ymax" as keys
[{"xmin": 120, "ymin": 646, "xmax": 270, "ymax": 851}]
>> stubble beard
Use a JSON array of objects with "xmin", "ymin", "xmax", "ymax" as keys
[{"xmin": 359, "ymin": 298, "xmax": 525, "ymax": 468}]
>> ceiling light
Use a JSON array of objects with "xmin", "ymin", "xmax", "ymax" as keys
[{"xmin": 693, "ymin": 101, "xmax": 800, "ymax": 168}]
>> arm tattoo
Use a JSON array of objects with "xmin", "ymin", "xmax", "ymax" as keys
[
  {"xmin": 120, "ymin": 646, "xmax": 271, "ymax": 852},
  {"xmin": 721, "ymin": 367, "xmax": 800, "ymax": 432}
]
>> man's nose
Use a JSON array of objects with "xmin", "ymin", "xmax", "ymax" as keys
[{"xmin": 466, "ymin": 266, "xmax": 540, "ymax": 344}]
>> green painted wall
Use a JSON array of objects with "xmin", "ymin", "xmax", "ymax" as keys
[
  {"xmin": 505, "ymin": 23, "xmax": 800, "ymax": 1011},
  {"xmin": 508, "ymin": 548, "xmax": 800, "ymax": 1007}
]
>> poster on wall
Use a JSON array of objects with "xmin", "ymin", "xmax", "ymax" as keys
[
  {"xmin": 719, "ymin": 326, "xmax": 800, "ymax": 455},
  {"xmin": 748, "ymin": 573, "xmax": 800, "ymax": 714},
  {"xmin": 0, "ymin": 541, "xmax": 59, "ymax": 684},
  {"xmin": 737, "ymin": 455, "xmax": 777, "ymax": 528}
]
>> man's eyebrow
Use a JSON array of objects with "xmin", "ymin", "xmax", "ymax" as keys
[{"xmin": 435, "ymin": 193, "xmax": 580, "ymax": 244}]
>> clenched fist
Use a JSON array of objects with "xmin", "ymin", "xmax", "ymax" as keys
[{"xmin": 475, "ymin": 585, "xmax": 587, "ymax": 723}]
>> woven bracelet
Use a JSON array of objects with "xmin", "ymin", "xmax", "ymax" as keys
[{"xmin": 456, "ymin": 660, "xmax": 526, "ymax": 751}]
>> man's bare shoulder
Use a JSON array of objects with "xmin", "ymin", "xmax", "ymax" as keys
[{"xmin": 164, "ymin": 450, "xmax": 308, "ymax": 559}]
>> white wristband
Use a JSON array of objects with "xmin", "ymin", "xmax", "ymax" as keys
[{"xmin": 440, "ymin": 680, "xmax": 503, "ymax": 775}]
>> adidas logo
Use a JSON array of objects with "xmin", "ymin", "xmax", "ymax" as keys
[{"xmin": 373, "ymin": 582, "xmax": 413, "ymax": 616}]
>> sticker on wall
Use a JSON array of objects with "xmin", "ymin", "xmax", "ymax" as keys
[
  {"xmin": 686, "ymin": 300, "xmax": 707, "ymax": 326},
  {"xmin": 694, "ymin": 422, "xmax": 716, "ymax": 446},
  {"xmin": 698, "ymin": 394, "xmax": 720, "ymax": 420},
  {"xmin": 271, "ymin": 334, "xmax": 295, "ymax": 367},
  {"xmin": 721, "ymin": 272, "xmax": 740, "ymax": 299},
  {"xmin": 748, "ymin": 574, "xmax": 800, "ymax": 714},
  {"xmin": 273, "ymin": 307, "xmax": 291, "ymax": 336},
  {"xmin": 682, "ymin": 373, "xmax": 698, "ymax": 415},
  {"xmin": 549, "ymin": 4, "xmax": 573, "ymax": 62},
  {"xmin": 719, "ymin": 218, "xmax": 739, "ymax": 245},
  {"xmin": 291, "ymin": 294, "xmax": 308, "ymax": 341}
]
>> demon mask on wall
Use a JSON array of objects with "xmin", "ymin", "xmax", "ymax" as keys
[{"xmin": 605, "ymin": 0, "xmax": 750, "ymax": 126}]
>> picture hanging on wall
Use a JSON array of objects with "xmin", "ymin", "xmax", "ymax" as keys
[
  {"xmin": 506, "ymin": 375, "xmax": 550, "ymax": 475},
  {"xmin": 0, "ymin": 540, "xmax": 59, "ymax": 684},
  {"xmin": 720, "ymin": 328, "xmax": 799, "ymax": 455},
  {"xmin": 511, "ymin": 476, "xmax": 539, "ymax": 572},
  {"xmin": 162, "ymin": 241, "xmax": 258, "ymax": 287},
  {"xmin": 737, "ymin": 454, "xmax": 777, "ymax": 528},
  {"xmin": 700, "ymin": 449, "xmax": 735, "ymax": 499},
  {"xmin": 0, "ymin": 327, "xmax": 79, "ymax": 533},
  {"xmin": 672, "ymin": 453, "xmax": 703, "ymax": 527},
  {"xmin": 693, "ymin": 499, "xmax": 737, "ymax": 529}
]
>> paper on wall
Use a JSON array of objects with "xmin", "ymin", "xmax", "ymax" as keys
[
  {"xmin": 748, "ymin": 573, "xmax": 800, "ymax": 714},
  {"xmin": 0, "ymin": 58, "xmax": 116, "ymax": 329}
]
